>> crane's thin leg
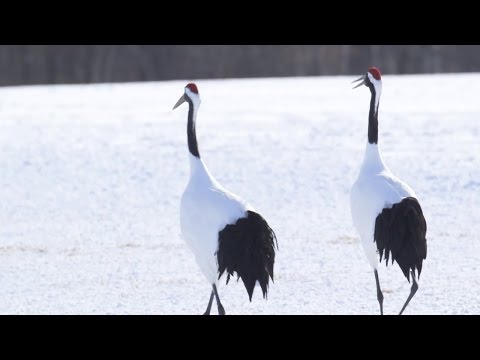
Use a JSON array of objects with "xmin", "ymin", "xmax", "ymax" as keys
[
  {"xmin": 399, "ymin": 270, "xmax": 419, "ymax": 315},
  {"xmin": 203, "ymin": 290, "xmax": 214, "ymax": 315},
  {"xmin": 213, "ymin": 284, "xmax": 226, "ymax": 315},
  {"xmin": 374, "ymin": 270, "xmax": 384, "ymax": 315}
]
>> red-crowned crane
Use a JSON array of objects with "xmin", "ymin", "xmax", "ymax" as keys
[
  {"xmin": 350, "ymin": 68, "xmax": 427, "ymax": 315},
  {"xmin": 173, "ymin": 83, "xmax": 278, "ymax": 315}
]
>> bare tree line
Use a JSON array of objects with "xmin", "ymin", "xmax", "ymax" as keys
[{"xmin": 0, "ymin": 45, "xmax": 477, "ymax": 86}]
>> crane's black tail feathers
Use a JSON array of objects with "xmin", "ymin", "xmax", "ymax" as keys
[
  {"xmin": 374, "ymin": 197, "xmax": 427, "ymax": 282},
  {"xmin": 217, "ymin": 211, "xmax": 278, "ymax": 301}
]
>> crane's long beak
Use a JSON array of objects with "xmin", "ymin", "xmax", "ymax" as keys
[
  {"xmin": 173, "ymin": 95, "xmax": 186, "ymax": 110},
  {"xmin": 352, "ymin": 75, "xmax": 366, "ymax": 89}
]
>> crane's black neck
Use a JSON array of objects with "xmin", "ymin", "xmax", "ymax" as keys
[
  {"xmin": 368, "ymin": 84, "xmax": 379, "ymax": 144},
  {"xmin": 187, "ymin": 98, "xmax": 200, "ymax": 158}
]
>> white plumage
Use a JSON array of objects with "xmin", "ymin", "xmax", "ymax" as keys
[
  {"xmin": 180, "ymin": 154, "xmax": 254, "ymax": 285},
  {"xmin": 351, "ymin": 144, "xmax": 416, "ymax": 268}
]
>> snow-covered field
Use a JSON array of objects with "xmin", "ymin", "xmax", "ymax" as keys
[{"xmin": 0, "ymin": 73, "xmax": 479, "ymax": 315}]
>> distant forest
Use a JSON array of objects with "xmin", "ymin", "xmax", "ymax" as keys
[{"xmin": 0, "ymin": 45, "xmax": 478, "ymax": 86}]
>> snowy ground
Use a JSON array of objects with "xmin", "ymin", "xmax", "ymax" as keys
[{"xmin": 0, "ymin": 73, "xmax": 479, "ymax": 315}]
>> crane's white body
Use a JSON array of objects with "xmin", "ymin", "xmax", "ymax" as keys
[
  {"xmin": 181, "ymin": 154, "xmax": 254, "ymax": 284},
  {"xmin": 350, "ymin": 144, "xmax": 416, "ymax": 269}
]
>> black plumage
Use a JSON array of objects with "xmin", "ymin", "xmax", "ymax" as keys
[
  {"xmin": 374, "ymin": 197, "xmax": 427, "ymax": 282},
  {"xmin": 217, "ymin": 210, "xmax": 278, "ymax": 301}
]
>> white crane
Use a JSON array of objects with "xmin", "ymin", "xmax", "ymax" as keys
[
  {"xmin": 173, "ymin": 83, "xmax": 278, "ymax": 315},
  {"xmin": 350, "ymin": 68, "xmax": 427, "ymax": 315}
]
